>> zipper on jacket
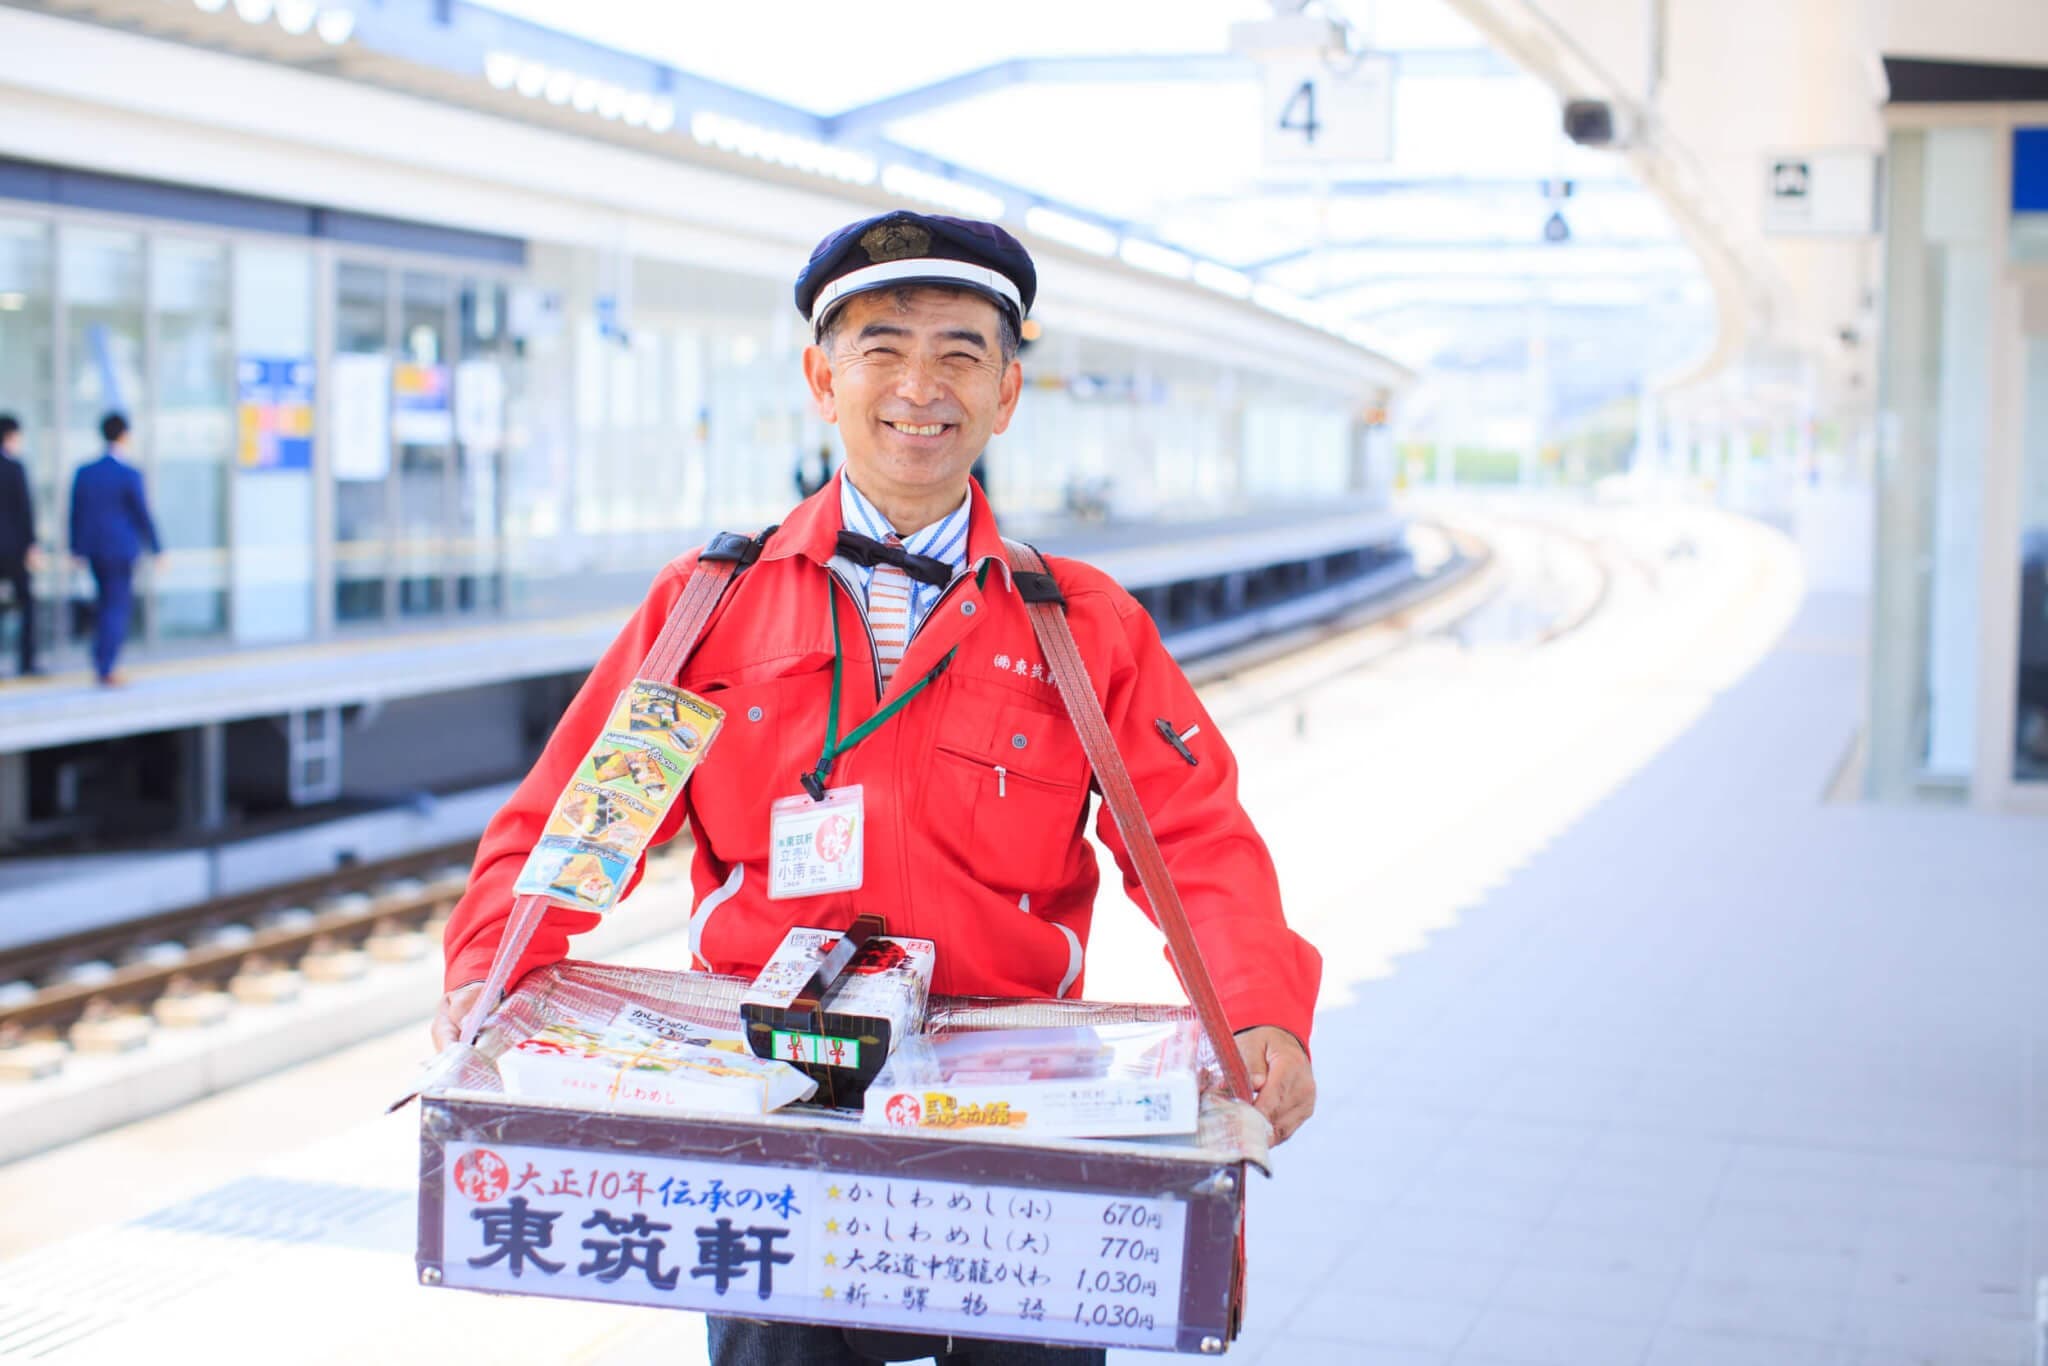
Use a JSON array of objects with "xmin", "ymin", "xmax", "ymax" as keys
[
  {"xmin": 826, "ymin": 563, "xmax": 885, "ymax": 700},
  {"xmin": 994, "ymin": 764, "xmax": 1007, "ymax": 797}
]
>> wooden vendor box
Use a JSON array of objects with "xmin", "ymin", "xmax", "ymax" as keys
[{"xmin": 413, "ymin": 961, "xmax": 1269, "ymax": 1356}]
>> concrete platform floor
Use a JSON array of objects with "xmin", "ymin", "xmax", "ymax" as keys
[{"xmin": 1, "ymin": 501, "xmax": 2040, "ymax": 1365}]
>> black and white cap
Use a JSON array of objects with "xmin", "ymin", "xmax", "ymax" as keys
[{"xmin": 795, "ymin": 210, "xmax": 1036, "ymax": 340}]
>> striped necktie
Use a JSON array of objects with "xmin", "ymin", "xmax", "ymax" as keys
[{"xmin": 867, "ymin": 534, "xmax": 913, "ymax": 686}]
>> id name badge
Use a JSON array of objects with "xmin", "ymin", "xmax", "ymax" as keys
[{"xmin": 768, "ymin": 785, "xmax": 865, "ymax": 900}]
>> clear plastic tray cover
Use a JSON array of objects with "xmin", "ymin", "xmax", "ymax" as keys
[{"xmin": 433, "ymin": 959, "xmax": 1271, "ymax": 1169}]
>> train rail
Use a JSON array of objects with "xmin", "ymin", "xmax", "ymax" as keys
[{"xmin": 0, "ymin": 843, "xmax": 478, "ymax": 1039}]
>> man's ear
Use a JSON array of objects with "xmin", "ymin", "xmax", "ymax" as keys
[
  {"xmin": 802, "ymin": 345, "xmax": 839, "ymax": 423},
  {"xmin": 990, "ymin": 358, "xmax": 1024, "ymax": 436}
]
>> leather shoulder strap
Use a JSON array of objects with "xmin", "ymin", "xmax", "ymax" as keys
[
  {"xmin": 460, "ymin": 529, "xmax": 771, "ymax": 1045},
  {"xmin": 1000, "ymin": 538, "xmax": 1256, "ymax": 1105}
]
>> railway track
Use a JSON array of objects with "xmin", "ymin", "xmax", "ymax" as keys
[{"xmin": 0, "ymin": 842, "xmax": 478, "ymax": 1040}]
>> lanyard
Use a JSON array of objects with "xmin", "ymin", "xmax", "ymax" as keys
[{"xmin": 802, "ymin": 580, "xmax": 955, "ymax": 800}]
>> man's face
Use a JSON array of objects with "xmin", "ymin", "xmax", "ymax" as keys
[
  {"xmin": 0, "ymin": 433, "xmax": 16, "ymax": 458},
  {"xmin": 802, "ymin": 287, "xmax": 1022, "ymax": 505}
]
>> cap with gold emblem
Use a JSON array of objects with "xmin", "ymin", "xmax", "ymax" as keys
[{"xmin": 796, "ymin": 210, "xmax": 1036, "ymax": 341}]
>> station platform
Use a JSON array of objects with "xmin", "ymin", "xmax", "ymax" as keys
[
  {"xmin": 1, "ymin": 501, "xmax": 2036, "ymax": 1364},
  {"xmin": 0, "ymin": 502, "xmax": 1404, "ymax": 754}
]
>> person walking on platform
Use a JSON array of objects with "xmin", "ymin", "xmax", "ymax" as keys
[
  {"xmin": 68, "ymin": 411, "xmax": 158, "ymax": 687},
  {"xmin": 435, "ymin": 212, "xmax": 1321, "ymax": 1366},
  {"xmin": 793, "ymin": 442, "xmax": 834, "ymax": 500},
  {"xmin": 0, "ymin": 414, "xmax": 44, "ymax": 678}
]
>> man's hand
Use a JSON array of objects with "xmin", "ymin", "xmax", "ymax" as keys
[
  {"xmin": 24, "ymin": 546, "xmax": 45, "ymax": 572},
  {"xmin": 1234, "ymin": 1026, "xmax": 1315, "ymax": 1145},
  {"xmin": 431, "ymin": 982, "xmax": 487, "ymax": 1051}
]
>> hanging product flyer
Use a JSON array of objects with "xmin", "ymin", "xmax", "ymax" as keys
[{"xmin": 513, "ymin": 680, "xmax": 725, "ymax": 913}]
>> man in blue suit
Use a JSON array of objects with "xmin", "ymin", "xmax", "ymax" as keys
[
  {"xmin": 0, "ymin": 413, "xmax": 44, "ymax": 677},
  {"xmin": 68, "ymin": 412, "xmax": 159, "ymax": 686}
]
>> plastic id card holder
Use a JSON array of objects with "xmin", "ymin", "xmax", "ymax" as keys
[{"xmin": 768, "ymin": 785, "xmax": 865, "ymax": 900}]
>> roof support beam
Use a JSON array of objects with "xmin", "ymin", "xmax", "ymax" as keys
[
  {"xmin": 1241, "ymin": 236, "xmax": 1685, "ymax": 274},
  {"xmin": 820, "ymin": 48, "xmax": 1518, "ymax": 139}
]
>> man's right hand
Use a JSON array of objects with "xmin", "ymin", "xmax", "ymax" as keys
[{"xmin": 431, "ymin": 982, "xmax": 487, "ymax": 1051}]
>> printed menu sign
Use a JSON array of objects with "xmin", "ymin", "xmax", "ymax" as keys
[
  {"xmin": 512, "ymin": 681, "xmax": 723, "ymax": 913},
  {"xmin": 441, "ymin": 1140, "xmax": 1186, "ymax": 1350}
]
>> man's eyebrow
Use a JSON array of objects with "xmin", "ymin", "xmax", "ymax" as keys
[
  {"xmin": 855, "ymin": 322, "xmax": 912, "ymax": 342},
  {"xmin": 938, "ymin": 328, "xmax": 989, "ymax": 350}
]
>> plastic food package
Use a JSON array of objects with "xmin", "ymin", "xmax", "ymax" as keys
[
  {"xmin": 862, "ymin": 1022, "xmax": 1203, "ymax": 1139},
  {"xmin": 499, "ymin": 1017, "xmax": 817, "ymax": 1117}
]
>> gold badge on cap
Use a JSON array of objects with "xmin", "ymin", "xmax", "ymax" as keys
[{"xmin": 861, "ymin": 219, "xmax": 932, "ymax": 263}]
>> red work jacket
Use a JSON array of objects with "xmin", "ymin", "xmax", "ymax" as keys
[{"xmin": 443, "ymin": 475, "xmax": 1322, "ymax": 1047}]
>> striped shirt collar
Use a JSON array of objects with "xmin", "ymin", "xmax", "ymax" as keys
[{"xmin": 840, "ymin": 474, "xmax": 970, "ymax": 594}]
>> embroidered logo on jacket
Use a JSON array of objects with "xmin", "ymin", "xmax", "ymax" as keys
[{"xmin": 990, "ymin": 653, "xmax": 1051, "ymax": 685}]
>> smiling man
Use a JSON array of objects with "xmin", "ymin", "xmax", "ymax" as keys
[{"xmin": 437, "ymin": 211, "xmax": 1321, "ymax": 1366}]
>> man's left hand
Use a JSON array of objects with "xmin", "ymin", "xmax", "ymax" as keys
[{"xmin": 1233, "ymin": 1026, "xmax": 1315, "ymax": 1145}]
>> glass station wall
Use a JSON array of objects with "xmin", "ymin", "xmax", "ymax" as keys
[
  {"xmin": 0, "ymin": 189, "xmax": 1374, "ymax": 670},
  {"xmin": 0, "ymin": 209, "xmax": 286, "ymax": 662}
]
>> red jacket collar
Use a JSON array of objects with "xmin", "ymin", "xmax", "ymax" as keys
[{"xmin": 759, "ymin": 469, "xmax": 1013, "ymax": 589}]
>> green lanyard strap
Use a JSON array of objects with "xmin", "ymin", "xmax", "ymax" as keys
[{"xmin": 802, "ymin": 581, "xmax": 956, "ymax": 801}]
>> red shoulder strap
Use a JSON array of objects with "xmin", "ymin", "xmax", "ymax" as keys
[
  {"xmin": 458, "ymin": 535, "xmax": 764, "ymax": 1046},
  {"xmin": 1001, "ymin": 538, "xmax": 1256, "ymax": 1105}
]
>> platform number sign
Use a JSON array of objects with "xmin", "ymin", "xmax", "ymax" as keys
[
  {"xmin": 1259, "ymin": 53, "xmax": 1394, "ymax": 167},
  {"xmin": 1278, "ymin": 79, "xmax": 1321, "ymax": 146}
]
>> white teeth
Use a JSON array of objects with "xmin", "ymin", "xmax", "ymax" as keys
[{"xmin": 888, "ymin": 421, "xmax": 947, "ymax": 437}]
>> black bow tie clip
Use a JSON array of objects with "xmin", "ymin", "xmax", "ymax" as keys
[{"xmin": 834, "ymin": 531, "xmax": 956, "ymax": 588}]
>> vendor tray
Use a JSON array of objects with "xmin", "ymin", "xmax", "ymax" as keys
[{"xmin": 415, "ymin": 961, "xmax": 1271, "ymax": 1356}]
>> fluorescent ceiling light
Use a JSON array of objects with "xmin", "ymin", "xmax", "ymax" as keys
[
  {"xmin": 646, "ymin": 98, "xmax": 676, "ymax": 133},
  {"xmin": 690, "ymin": 112, "xmax": 876, "ymax": 184},
  {"xmin": 275, "ymin": 0, "xmax": 316, "ymax": 34},
  {"xmin": 315, "ymin": 7, "xmax": 353, "ymax": 43},
  {"xmin": 571, "ymin": 77, "xmax": 601, "ymax": 112},
  {"xmin": 1024, "ymin": 208, "xmax": 1116, "ymax": 257},
  {"xmin": 514, "ymin": 61, "xmax": 548, "ymax": 98},
  {"xmin": 1118, "ymin": 239, "xmax": 1193, "ymax": 280},
  {"xmin": 193, "ymin": 0, "xmax": 229, "ymax": 12},
  {"xmin": 233, "ymin": 0, "xmax": 272, "ymax": 20},
  {"xmin": 544, "ymin": 70, "xmax": 576, "ymax": 106},
  {"xmin": 622, "ymin": 93, "xmax": 652, "ymax": 127},
  {"xmin": 880, "ymin": 164, "xmax": 1004, "ymax": 221},
  {"xmin": 484, "ymin": 51, "xmax": 520, "ymax": 90}
]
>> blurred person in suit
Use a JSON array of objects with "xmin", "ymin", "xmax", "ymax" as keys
[
  {"xmin": 68, "ymin": 411, "xmax": 159, "ymax": 686},
  {"xmin": 0, "ymin": 413, "xmax": 43, "ymax": 677}
]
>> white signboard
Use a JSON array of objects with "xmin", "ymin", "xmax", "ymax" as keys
[
  {"xmin": 456, "ymin": 359, "xmax": 506, "ymax": 455},
  {"xmin": 1763, "ymin": 150, "xmax": 1879, "ymax": 236},
  {"xmin": 330, "ymin": 352, "xmax": 391, "ymax": 482},
  {"xmin": 440, "ymin": 1140, "xmax": 1187, "ymax": 1350},
  {"xmin": 1259, "ymin": 53, "xmax": 1394, "ymax": 167}
]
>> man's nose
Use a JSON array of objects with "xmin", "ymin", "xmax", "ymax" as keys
[{"xmin": 892, "ymin": 354, "xmax": 944, "ymax": 405}]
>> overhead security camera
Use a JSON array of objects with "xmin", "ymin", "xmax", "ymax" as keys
[{"xmin": 1562, "ymin": 99, "xmax": 1616, "ymax": 147}]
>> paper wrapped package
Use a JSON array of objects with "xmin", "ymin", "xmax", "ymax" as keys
[
  {"xmin": 500, "ymin": 1017, "xmax": 816, "ymax": 1117},
  {"xmin": 863, "ymin": 1021, "xmax": 1203, "ymax": 1139}
]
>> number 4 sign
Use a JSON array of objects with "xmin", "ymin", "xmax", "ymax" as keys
[{"xmin": 1259, "ymin": 53, "xmax": 1395, "ymax": 167}]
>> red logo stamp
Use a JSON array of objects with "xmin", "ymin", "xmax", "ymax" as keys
[
  {"xmin": 452, "ymin": 1147, "xmax": 510, "ymax": 1202},
  {"xmin": 882, "ymin": 1093, "xmax": 922, "ymax": 1127},
  {"xmin": 814, "ymin": 812, "xmax": 854, "ymax": 863}
]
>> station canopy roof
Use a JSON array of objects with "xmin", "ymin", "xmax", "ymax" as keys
[{"xmin": 474, "ymin": 0, "xmax": 1713, "ymax": 406}]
